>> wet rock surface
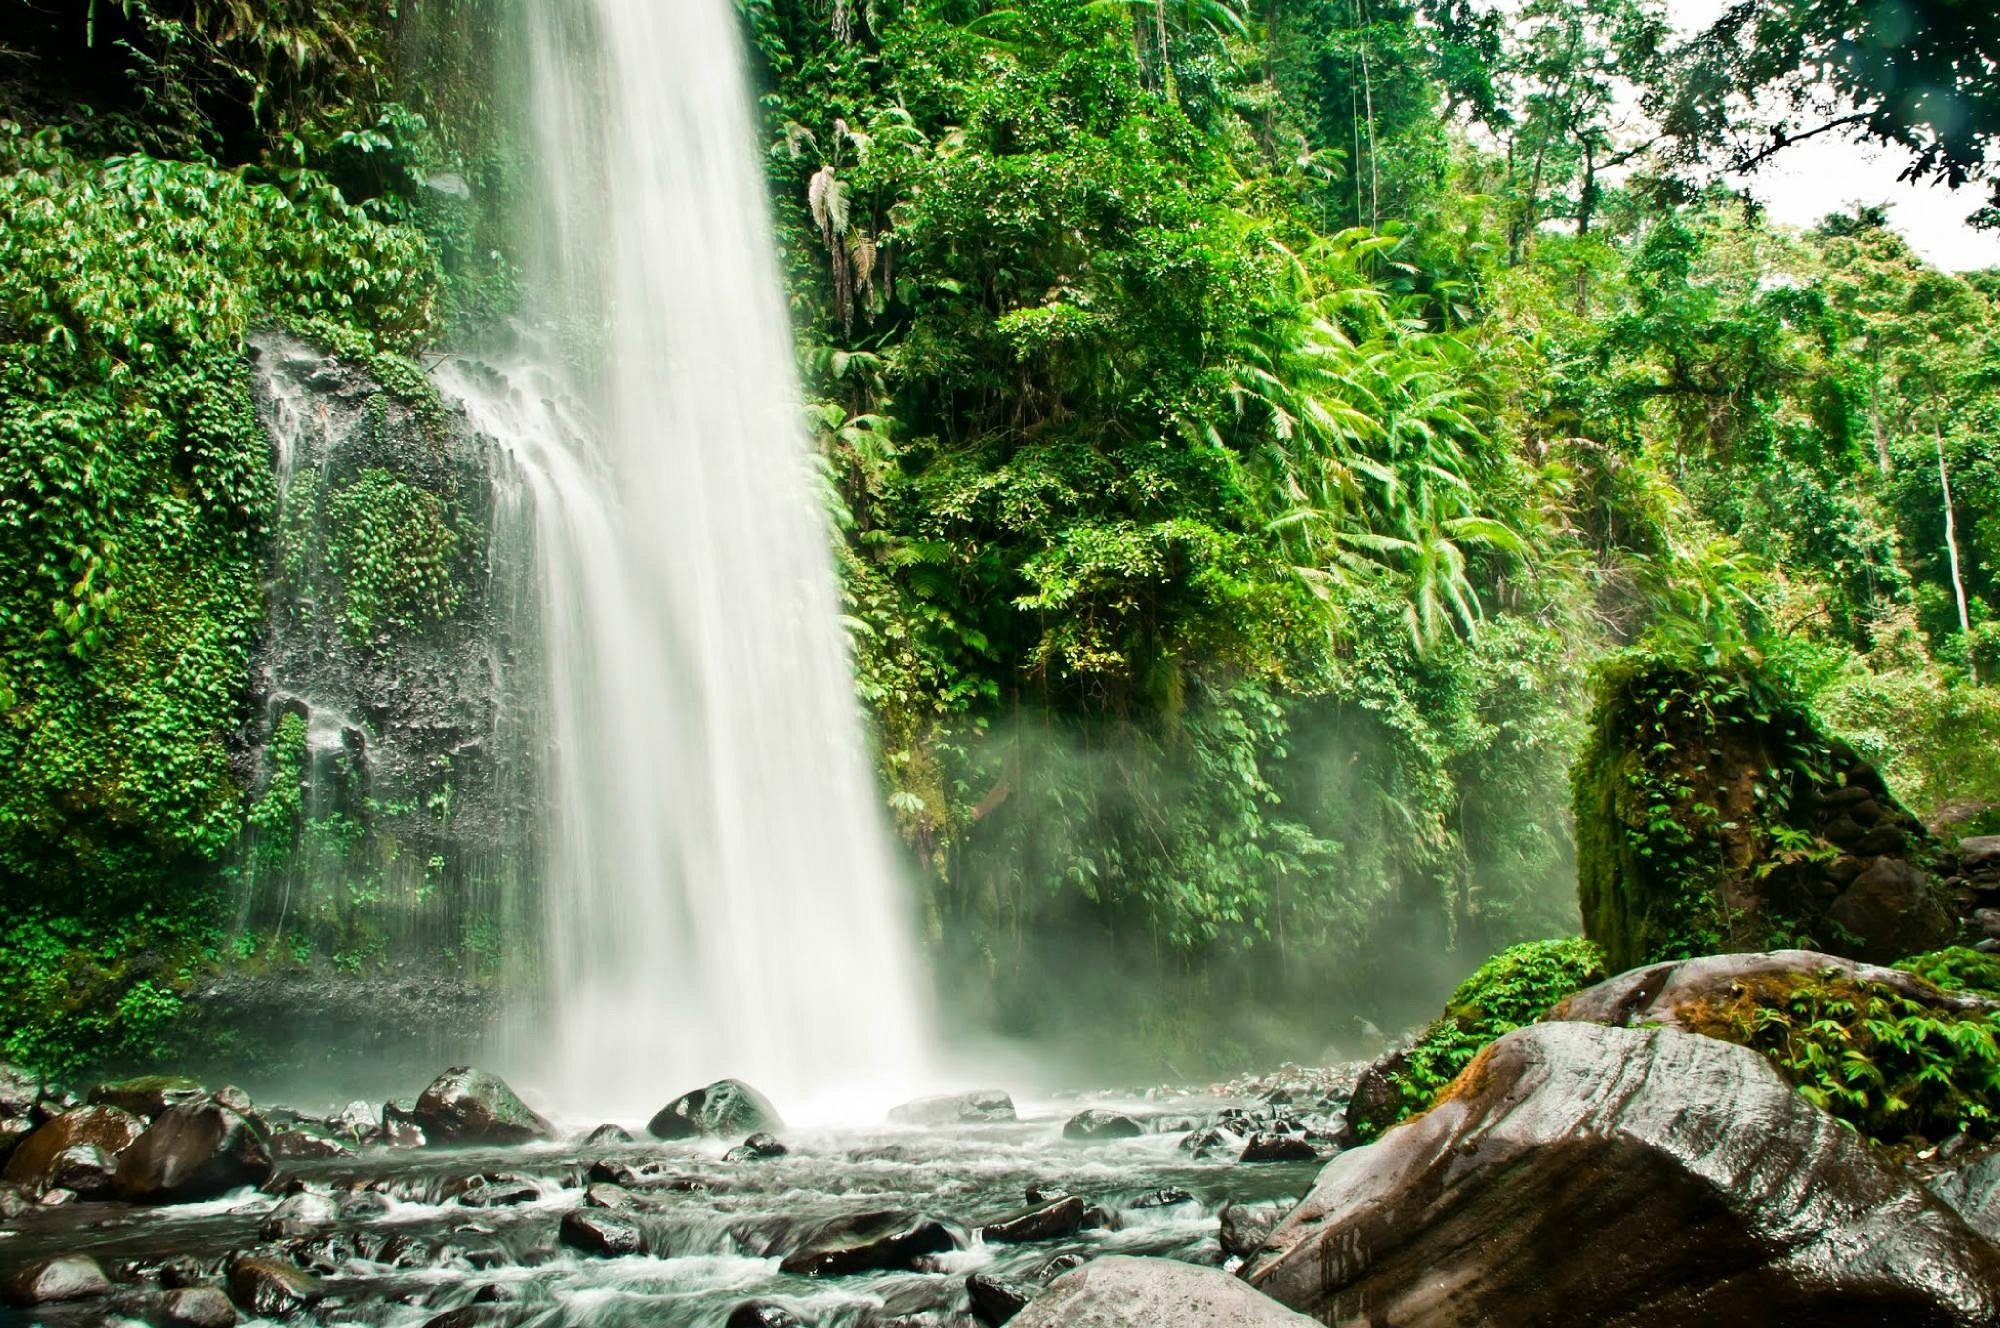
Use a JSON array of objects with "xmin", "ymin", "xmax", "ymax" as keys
[
  {"xmin": 648, "ymin": 1078, "xmax": 783, "ymax": 1140},
  {"xmin": 4, "ymin": 1105, "xmax": 145, "ymax": 1192},
  {"xmin": 114, "ymin": 1099, "xmax": 274, "ymax": 1203},
  {"xmin": 1010, "ymin": 1255, "xmax": 1317, "ymax": 1327},
  {"xmin": 1551, "ymin": 948, "xmax": 1997, "ymax": 1030},
  {"xmin": 412, "ymin": 1068, "xmax": 555, "ymax": 1146},
  {"xmin": 1060, "ymin": 1110, "xmax": 1142, "ymax": 1141},
  {"xmin": 1245, "ymin": 1022, "xmax": 2000, "ymax": 1326},
  {"xmin": 2, "ymin": 1254, "xmax": 109, "ymax": 1307}
]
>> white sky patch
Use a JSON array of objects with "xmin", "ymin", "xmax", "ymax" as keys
[{"xmin": 1664, "ymin": 0, "xmax": 2000, "ymax": 270}]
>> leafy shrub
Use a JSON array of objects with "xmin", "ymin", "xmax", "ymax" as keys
[
  {"xmin": 1895, "ymin": 948, "xmax": 2000, "ymax": 1000},
  {"xmin": 1682, "ymin": 969, "xmax": 2000, "ymax": 1146},
  {"xmin": 324, "ymin": 470, "xmax": 462, "ymax": 642},
  {"xmin": 1352, "ymin": 937, "xmax": 1608, "ymax": 1141}
]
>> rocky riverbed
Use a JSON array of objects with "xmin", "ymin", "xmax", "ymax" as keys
[{"xmin": 0, "ymin": 1067, "xmax": 1348, "ymax": 1328}]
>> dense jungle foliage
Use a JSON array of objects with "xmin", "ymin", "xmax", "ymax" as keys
[{"xmin": 2, "ymin": 0, "xmax": 1999, "ymax": 1074}]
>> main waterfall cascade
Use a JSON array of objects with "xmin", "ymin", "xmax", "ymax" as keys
[{"xmin": 433, "ymin": 0, "xmax": 933, "ymax": 1117}]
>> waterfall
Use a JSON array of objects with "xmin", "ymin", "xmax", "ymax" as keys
[{"xmin": 432, "ymin": 0, "xmax": 932, "ymax": 1118}]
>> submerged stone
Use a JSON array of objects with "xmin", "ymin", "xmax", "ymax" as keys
[
  {"xmin": 559, "ymin": 1208, "xmax": 649, "ymax": 1257},
  {"xmin": 1219, "ymin": 1200, "xmax": 1286, "ymax": 1260},
  {"xmin": 887, "ymin": 1090, "xmax": 1017, "ymax": 1126},
  {"xmin": 1244, "ymin": 1022, "xmax": 2000, "ymax": 1325},
  {"xmin": 979, "ymin": 1196, "xmax": 1088, "ymax": 1244},
  {"xmin": 1010, "ymin": 1256, "xmax": 1316, "ymax": 1327},
  {"xmin": 726, "ymin": 1305, "xmax": 805, "ymax": 1328},
  {"xmin": 1238, "ymin": 1132, "xmax": 1317, "ymax": 1163},
  {"xmin": 724, "ymin": 1131, "xmax": 788, "ymax": 1162},
  {"xmin": 227, "ymin": 1255, "xmax": 323, "ymax": 1318},
  {"xmin": 648, "ymin": 1079, "xmax": 783, "ymax": 1140},
  {"xmin": 584, "ymin": 1123, "xmax": 633, "ymax": 1145},
  {"xmin": 777, "ymin": 1208, "xmax": 955, "ymax": 1277},
  {"xmin": 1061, "ymin": 1109, "xmax": 1142, "ymax": 1141},
  {"xmin": 413, "ymin": 1068, "xmax": 555, "ymax": 1145},
  {"xmin": 160, "ymin": 1285, "xmax": 239, "ymax": 1328}
]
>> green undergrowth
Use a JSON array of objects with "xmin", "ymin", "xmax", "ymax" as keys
[
  {"xmin": 0, "ymin": 122, "xmax": 440, "ymax": 1075},
  {"xmin": 1351, "ymin": 936, "xmax": 1607, "ymax": 1141},
  {"xmin": 1681, "ymin": 968, "xmax": 2000, "ymax": 1147},
  {"xmin": 1895, "ymin": 948, "xmax": 2000, "ymax": 1001}
]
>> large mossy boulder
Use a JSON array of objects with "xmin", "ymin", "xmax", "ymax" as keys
[
  {"xmin": 1552, "ymin": 949, "xmax": 2000, "ymax": 1146},
  {"xmin": 1573, "ymin": 653, "xmax": 1949, "ymax": 971},
  {"xmin": 1245, "ymin": 1022, "xmax": 2000, "ymax": 1326}
]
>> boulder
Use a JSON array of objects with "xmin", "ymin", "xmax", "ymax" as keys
[
  {"xmin": 647, "ymin": 1079, "xmax": 781, "ymax": 1140},
  {"xmin": 269, "ymin": 1127, "xmax": 353, "ymax": 1160},
  {"xmin": 1829, "ymin": 858, "xmax": 1956, "ymax": 963},
  {"xmin": 724, "ymin": 1131, "xmax": 788, "ymax": 1162},
  {"xmin": 1243, "ymin": 1022, "xmax": 2000, "ymax": 1325},
  {"xmin": 159, "ymin": 1285, "xmax": 239, "ymax": 1328},
  {"xmin": 777, "ymin": 1208, "xmax": 955, "ymax": 1276},
  {"xmin": 1239, "ymin": 1132, "xmax": 1317, "ymax": 1163},
  {"xmin": 0, "ymin": 1062, "xmax": 38, "ymax": 1118},
  {"xmin": 559, "ymin": 1208, "xmax": 649, "ymax": 1257},
  {"xmin": 455, "ymin": 1172, "xmax": 542, "ymax": 1207},
  {"xmin": 44, "ymin": 1142, "xmax": 119, "ymax": 1197},
  {"xmin": 1178, "ymin": 1124, "xmax": 1242, "ymax": 1160},
  {"xmin": 327, "ymin": 1100, "xmax": 379, "ymax": 1143},
  {"xmin": 1219, "ymin": 1200, "xmax": 1286, "ymax": 1260},
  {"xmin": 1009, "ymin": 1256, "xmax": 1317, "ymax": 1327},
  {"xmin": 115, "ymin": 1099, "xmax": 274, "ymax": 1203},
  {"xmin": 1130, "ymin": 1187, "xmax": 1194, "ymax": 1209},
  {"xmin": 888, "ymin": 1090, "xmax": 1017, "ymax": 1126},
  {"xmin": 585, "ymin": 1123, "xmax": 633, "ymax": 1145},
  {"xmin": 1551, "ymin": 949, "xmax": 1996, "ymax": 1030},
  {"xmin": 967, "ymin": 1271, "xmax": 1032, "ymax": 1325},
  {"xmin": 1961, "ymin": 836, "xmax": 2000, "ymax": 874},
  {"xmin": 226, "ymin": 1255, "xmax": 322, "ymax": 1318},
  {"xmin": 260, "ymin": 1189, "xmax": 340, "ymax": 1238},
  {"xmin": 584, "ymin": 1181, "xmax": 636, "ymax": 1210},
  {"xmin": 381, "ymin": 1099, "xmax": 427, "ymax": 1148},
  {"xmin": 5, "ymin": 1104, "xmax": 145, "ymax": 1190},
  {"xmin": 88, "ymin": 1075, "xmax": 206, "ymax": 1119},
  {"xmin": 1061, "ymin": 1109, "xmax": 1142, "ymax": 1141},
  {"xmin": 979, "ymin": 1195, "xmax": 1088, "ymax": 1244},
  {"xmin": 1928, "ymin": 1146, "xmax": 2000, "ymax": 1242},
  {"xmin": 0, "ymin": 1182, "xmax": 30, "ymax": 1219},
  {"xmin": 2, "ymin": 1254, "xmax": 110, "ymax": 1307},
  {"xmin": 413, "ymin": 1068, "xmax": 554, "ymax": 1145}
]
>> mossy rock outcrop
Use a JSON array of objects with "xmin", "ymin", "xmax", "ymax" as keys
[{"xmin": 1573, "ymin": 653, "xmax": 1950, "ymax": 971}]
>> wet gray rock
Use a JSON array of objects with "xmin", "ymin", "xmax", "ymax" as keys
[
  {"xmin": 227, "ymin": 1255, "xmax": 323, "ymax": 1318},
  {"xmin": 1177, "ymin": 1124, "xmax": 1242, "ymax": 1160},
  {"xmin": 261, "ymin": 1189, "xmax": 340, "ymax": 1239},
  {"xmin": 115, "ymin": 1099, "xmax": 274, "ymax": 1203},
  {"xmin": 160, "ymin": 1285, "xmax": 240, "ymax": 1327},
  {"xmin": 777, "ymin": 1209, "xmax": 955, "ymax": 1277},
  {"xmin": 648, "ymin": 1079, "xmax": 782, "ymax": 1140},
  {"xmin": 0, "ymin": 1182, "xmax": 30, "ymax": 1219},
  {"xmin": 1219, "ymin": 1200, "xmax": 1286, "ymax": 1260},
  {"xmin": 583, "ymin": 1182, "xmax": 636, "ymax": 1209},
  {"xmin": 724, "ymin": 1131, "xmax": 788, "ymax": 1162},
  {"xmin": 1009, "ymin": 1256, "xmax": 1316, "ymax": 1327},
  {"xmin": 979, "ymin": 1196, "xmax": 1089, "ymax": 1244},
  {"xmin": 585, "ymin": 1123, "xmax": 633, "ymax": 1145},
  {"xmin": 382, "ymin": 1099, "xmax": 427, "ymax": 1148},
  {"xmin": 1244, "ymin": 1022, "xmax": 2000, "ymax": 1326},
  {"xmin": 1962, "ymin": 836, "xmax": 2000, "ymax": 873},
  {"xmin": 2, "ymin": 1254, "xmax": 110, "ymax": 1307},
  {"xmin": 5, "ymin": 1104, "xmax": 145, "ymax": 1190},
  {"xmin": 414, "ymin": 1068, "xmax": 554, "ymax": 1145},
  {"xmin": 1927, "ymin": 1146, "xmax": 2000, "ymax": 1241},
  {"xmin": 1061, "ymin": 1109, "xmax": 1142, "ymax": 1141},
  {"xmin": 269, "ymin": 1127, "xmax": 353, "ymax": 1160},
  {"xmin": 1238, "ymin": 1132, "xmax": 1317, "ymax": 1163},
  {"xmin": 559, "ymin": 1208, "xmax": 648, "ymax": 1257},
  {"xmin": 45, "ymin": 1142, "xmax": 119, "ymax": 1197},
  {"xmin": 887, "ymin": 1090, "xmax": 1017, "ymax": 1126},
  {"xmin": 456, "ymin": 1172, "xmax": 542, "ymax": 1207},
  {"xmin": 0, "ymin": 1062, "xmax": 38, "ymax": 1118},
  {"xmin": 967, "ymin": 1271, "xmax": 1031, "ymax": 1325},
  {"xmin": 88, "ymin": 1075, "xmax": 206, "ymax": 1119},
  {"xmin": 1128, "ymin": 1187, "xmax": 1194, "ymax": 1209},
  {"xmin": 327, "ymin": 1100, "xmax": 380, "ymax": 1143}
]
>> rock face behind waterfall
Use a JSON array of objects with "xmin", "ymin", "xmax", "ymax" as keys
[
  {"xmin": 1243, "ymin": 1022, "xmax": 2000, "ymax": 1326},
  {"xmin": 648, "ymin": 1080, "xmax": 781, "ymax": 1140}
]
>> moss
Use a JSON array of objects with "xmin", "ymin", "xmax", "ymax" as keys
[
  {"xmin": 1571, "ymin": 649, "xmax": 1925, "ymax": 973},
  {"xmin": 1351, "ymin": 937, "xmax": 1607, "ymax": 1141},
  {"xmin": 1681, "ymin": 967, "xmax": 2000, "ymax": 1146}
]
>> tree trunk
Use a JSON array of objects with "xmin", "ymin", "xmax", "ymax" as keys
[{"xmin": 1938, "ymin": 427, "xmax": 1977, "ymax": 684}]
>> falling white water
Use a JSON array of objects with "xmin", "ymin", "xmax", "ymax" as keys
[{"xmin": 434, "ymin": 0, "xmax": 931, "ymax": 1120}]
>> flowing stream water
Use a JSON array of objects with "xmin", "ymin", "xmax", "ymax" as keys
[{"xmin": 431, "ymin": 0, "xmax": 931, "ymax": 1118}]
